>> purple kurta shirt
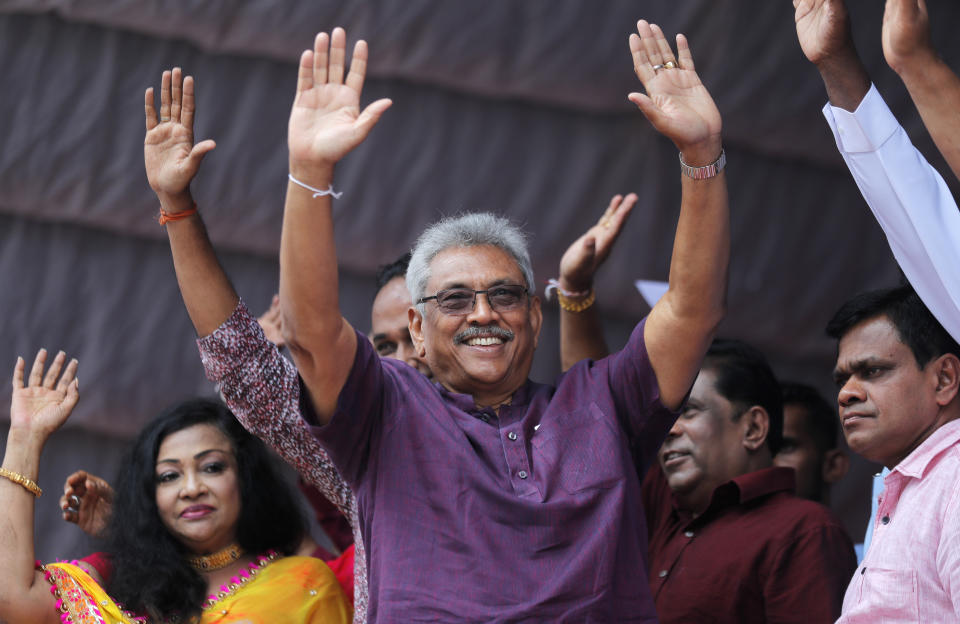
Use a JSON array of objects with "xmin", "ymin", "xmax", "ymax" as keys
[{"xmin": 303, "ymin": 318, "xmax": 677, "ymax": 622}]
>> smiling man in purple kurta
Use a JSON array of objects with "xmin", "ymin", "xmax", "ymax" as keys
[{"xmin": 277, "ymin": 20, "xmax": 729, "ymax": 622}]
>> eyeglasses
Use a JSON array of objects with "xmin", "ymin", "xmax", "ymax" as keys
[{"xmin": 418, "ymin": 284, "xmax": 529, "ymax": 315}]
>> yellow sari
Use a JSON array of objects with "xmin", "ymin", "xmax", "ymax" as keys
[{"xmin": 44, "ymin": 555, "xmax": 351, "ymax": 624}]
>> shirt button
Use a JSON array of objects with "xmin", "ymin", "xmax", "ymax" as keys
[
  {"xmin": 684, "ymin": 530, "xmax": 694, "ymax": 538},
  {"xmin": 508, "ymin": 431, "xmax": 518, "ymax": 441},
  {"xmin": 658, "ymin": 570, "xmax": 668, "ymax": 578},
  {"xmin": 881, "ymin": 515, "xmax": 890, "ymax": 525},
  {"xmin": 518, "ymin": 470, "xmax": 528, "ymax": 479}
]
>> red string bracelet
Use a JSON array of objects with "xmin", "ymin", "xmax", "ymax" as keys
[{"xmin": 157, "ymin": 202, "xmax": 198, "ymax": 225}]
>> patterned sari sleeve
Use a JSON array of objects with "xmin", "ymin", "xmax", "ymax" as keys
[
  {"xmin": 196, "ymin": 301, "xmax": 354, "ymax": 516},
  {"xmin": 42, "ymin": 562, "xmax": 144, "ymax": 624}
]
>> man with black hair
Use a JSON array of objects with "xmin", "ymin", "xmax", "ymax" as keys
[
  {"xmin": 774, "ymin": 381, "xmax": 849, "ymax": 505},
  {"xmin": 643, "ymin": 339, "xmax": 856, "ymax": 623},
  {"xmin": 827, "ymin": 285, "xmax": 960, "ymax": 621},
  {"xmin": 368, "ymin": 253, "xmax": 431, "ymax": 378}
]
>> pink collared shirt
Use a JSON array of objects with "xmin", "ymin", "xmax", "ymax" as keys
[{"xmin": 838, "ymin": 419, "xmax": 960, "ymax": 622}]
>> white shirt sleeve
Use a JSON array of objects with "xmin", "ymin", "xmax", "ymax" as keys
[{"xmin": 822, "ymin": 85, "xmax": 960, "ymax": 343}]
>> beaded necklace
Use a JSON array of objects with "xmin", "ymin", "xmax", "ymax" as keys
[{"xmin": 186, "ymin": 543, "xmax": 245, "ymax": 571}]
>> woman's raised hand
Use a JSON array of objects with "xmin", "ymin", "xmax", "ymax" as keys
[{"xmin": 9, "ymin": 349, "xmax": 79, "ymax": 440}]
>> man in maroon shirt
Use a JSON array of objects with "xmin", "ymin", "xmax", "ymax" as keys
[{"xmin": 643, "ymin": 339, "xmax": 857, "ymax": 623}]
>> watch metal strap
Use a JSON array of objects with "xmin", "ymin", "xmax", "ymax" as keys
[{"xmin": 679, "ymin": 149, "xmax": 726, "ymax": 180}]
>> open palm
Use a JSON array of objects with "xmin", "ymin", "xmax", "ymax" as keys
[
  {"xmin": 288, "ymin": 28, "xmax": 392, "ymax": 169},
  {"xmin": 144, "ymin": 68, "xmax": 216, "ymax": 201},
  {"xmin": 10, "ymin": 349, "xmax": 79, "ymax": 438},
  {"xmin": 628, "ymin": 21, "xmax": 720, "ymax": 153}
]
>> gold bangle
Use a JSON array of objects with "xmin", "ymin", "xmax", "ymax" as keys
[
  {"xmin": 0, "ymin": 467, "xmax": 42, "ymax": 497},
  {"xmin": 557, "ymin": 289, "xmax": 596, "ymax": 313}
]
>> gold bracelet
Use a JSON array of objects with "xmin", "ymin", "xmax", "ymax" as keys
[
  {"xmin": 557, "ymin": 289, "xmax": 596, "ymax": 313},
  {"xmin": 0, "ymin": 467, "xmax": 42, "ymax": 497}
]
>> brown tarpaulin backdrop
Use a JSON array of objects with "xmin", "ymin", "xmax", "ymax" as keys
[{"xmin": 2, "ymin": 0, "xmax": 958, "ymax": 559}]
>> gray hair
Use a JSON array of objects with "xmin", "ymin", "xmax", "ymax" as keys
[{"xmin": 406, "ymin": 212, "xmax": 534, "ymax": 311}]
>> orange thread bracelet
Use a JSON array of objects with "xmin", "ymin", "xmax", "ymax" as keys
[{"xmin": 158, "ymin": 202, "xmax": 198, "ymax": 225}]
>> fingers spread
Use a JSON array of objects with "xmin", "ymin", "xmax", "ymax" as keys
[
  {"xmin": 346, "ymin": 40, "xmax": 369, "ymax": 95},
  {"xmin": 55, "ymin": 358, "xmax": 78, "ymax": 393},
  {"xmin": 628, "ymin": 92, "xmax": 665, "ymax": 128},
  {"xmin": 145, "ymin": 87, "xmax": 158, "ymax": 131},
  {"xmin": 651, "ymin": 24, "xmax": 678, "ymax": 65},
  {"xmin": 297, "ymin": 49, "xmax": 315, "ymax": 94},
  {"xmin": 28, "ymin": 348, "xmax": 47, "ymax": 387},
  {"xmin": 64, "ymin": 378, "xmax": 80, "ymax": 410},
  {"xmin": 12, "ymin": 356, "xmax": 25, "ymax": 391},
  {"xmin": 636, "ymin": 20, "xmax": 664, "ymax": 67},
  {"xmin": 43, "ymin": 351, "xmax": 65, "ymax": 389},
  {"xmin": 187, "ymin": 140, "xmax": 217, "ymax": 171},
  {"xmin": 171, "ymin": 67, "xmax": 183, "ymax": 123},
  {"xmin": 630, "ymin": 34, "xmax": 655, "ymax": 84},
  {"xmin": 355, "ymin": 98, "xmax": 393, "ymax": 136},
  {"xmin": 314, "ymin": 32, "xmax": 329, "ymax": 85},
  {"xmin": 328, "ymin": 27, "xmax": 347, "ymax": 84},
  {"xmin": 160, "ymin": 70, "xmax": 172, "ymax": 121},
  {"xmin": 43, "ymin": 351, "xmax": 67, "ymax": 389},
  {"xmin": 181, "ymin": 75, "xmax": 196, "ymax": 130},
  {"xmin": 676, "ymin": 34, "xmax": 695, "ymax": 71}
]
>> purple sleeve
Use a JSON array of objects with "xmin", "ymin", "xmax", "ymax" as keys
[
  {"xmin": 196, "ymin": 301, "xmax": 355, "ymax": 515},
  {"xmin": 300, "ymin": 328, "xmax": 414, "ymax": 488},
  {"xmin": 601, "ymin": 317, "xmax": 683, "ymax": 473}
]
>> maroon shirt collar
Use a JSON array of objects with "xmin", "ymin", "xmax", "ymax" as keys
[{"xmin": 674, "ymin": 466, "xmax": 797, "ymax": 522}]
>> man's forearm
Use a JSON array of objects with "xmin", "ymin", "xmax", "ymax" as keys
[
  {"xmin": 816, "ymin": 47, "xmax": 872, "ymax": 112},
  {"xmin": 646, "ymin": 143, "xmax": 729, "ymax": 409},
  {"xmin": 163, "ymin": 196, "xmax": 240, "ymax": 337},
  {"xmin": 897, "ymin": 57, "xmax": 960, "ymax": 181},
  {"xmin": 278, "ymin": 166, "xmax": 356, "ymax": 422}
]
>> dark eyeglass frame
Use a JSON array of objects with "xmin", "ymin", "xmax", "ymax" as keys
[{"xmin": 417, "ymin": 284, "xmax": 530, "ymax": 315}]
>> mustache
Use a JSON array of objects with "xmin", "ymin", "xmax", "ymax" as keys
[{"xmin": 454, "ymin": 325, "xmax": 515, "ymax": 345}]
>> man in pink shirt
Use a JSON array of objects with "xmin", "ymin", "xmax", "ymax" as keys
[{"xmin": 827, "ymin": 285, "xmax": 960, "ymax": 621}]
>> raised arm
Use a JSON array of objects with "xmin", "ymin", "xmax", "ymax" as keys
[
  {"xmin": 629, "ymin": 21, "xmax": 728, "ymax": 410},
  {"xmin": 0, "ymin": 350, "xmax": 80, "ymax": 624},
  {"xmin": 883, "ymin": 0, "xmax": 960, "ymax": 181},
  {"xmin": 793, "ymin": 0, "xmax": 960, "ymax": 343},
  {"xmin": 557, "ymin": 193, "xmax": 637, "ymax": 370},
  {"xmin": 793, "ymin": 0, "xmax": 870, "ymax": 110},
  {"xmin": 280, "ymin": 28, "xmax": 391, "ymax": 423},
  {"xmin": 144, "ymin": 68, "xmax": 240, "ymax": 336}
]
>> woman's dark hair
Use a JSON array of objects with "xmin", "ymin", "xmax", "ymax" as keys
[{"xmin": 104, "ymin": 398, "xmax": 306, "ymax": 620}]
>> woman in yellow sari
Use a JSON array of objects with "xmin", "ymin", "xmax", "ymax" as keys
[{"xmin": 0, "ymin": 349, "xmax": 351, "ymax": 623}]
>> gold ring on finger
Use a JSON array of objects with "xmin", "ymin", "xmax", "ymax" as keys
[{"xmin": 663, "ymin": 60, "xmax": 678, "ymax": 69}]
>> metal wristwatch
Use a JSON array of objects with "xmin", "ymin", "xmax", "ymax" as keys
[{"xmin": 679, "ymin": 149, "xmax": 726, "ymax": 180}]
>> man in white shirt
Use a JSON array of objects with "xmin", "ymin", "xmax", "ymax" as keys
[{"xmin": 792, "ymin": 0, "xmax": 960, "ymax": 344}]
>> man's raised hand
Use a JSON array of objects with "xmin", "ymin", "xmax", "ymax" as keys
[
  {"xmin": 882, "ymin": 0, "xmax": 934, "ymax": 74},
  {"xmin": 288, "ymin": 28, "xmax": 392, "ymax": 179},
  {"xmin": 628, "ymin": 21, "xmax": 721, "ymax": 165},
  {"xmin": 144, "ymin": 68, "xmax": 216, "ymax": 213},
  {"xmin": 793, "ymin": 0, "xmax": 854, "ymax": 67}
]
